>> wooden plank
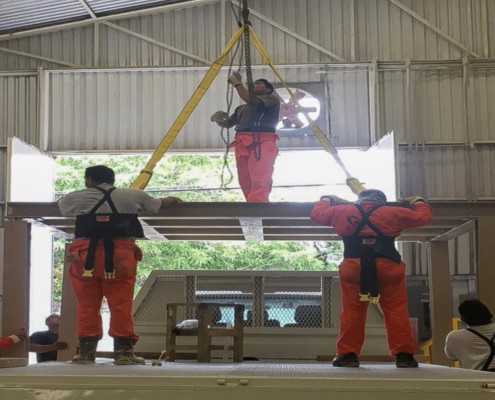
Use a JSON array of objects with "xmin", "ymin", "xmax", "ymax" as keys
[
  {"xmin": 1, "ymin": 221, "xmax": 30, "ymax": 359},
  {"xmin": 428, "ymin": 241, "xmax": 453, "ymax": 366},
  {"xmin": 476, "ymin": 217, "xmax": 495, "ymax": 313}
]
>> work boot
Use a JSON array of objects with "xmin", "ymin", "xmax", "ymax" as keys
[
  {"xmin": 113, "ymin": 337, "xmax": 145, "ymax": 365},
  {"xmin": 395, "ymin": 352, "xmax": 419, "ymax": 368},
  {"xmin": 332, "ymin": 352, "xmax": 360, "ymax": 367},
  {"xmin": 72, "ymin": 336, "xmax": 99, "ymax": 365}
]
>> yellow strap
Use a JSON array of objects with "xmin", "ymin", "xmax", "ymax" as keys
[
  {"xmin": 249, "ymin": 26, "xmax": 365, "ymax": 195},
  {"xmin": 130, "ymin": 26, "xmax": 245, "ymax": 189}
]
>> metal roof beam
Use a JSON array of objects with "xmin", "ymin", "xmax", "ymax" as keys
[
  {"xmin": 248, "ymin": 6, "xmax": 346, "ymax": 63},
  {"xmin": 102, "ymin": 21, "xmax": 211, "ymax": 65},
  {"xmin": 0, "ymin": 47, "xmax": 84, "ymax": 68},
  {"xmin": 388, "ymin": 0, "xmax": 480, "ymax": 58},
  {"xmin": 0, "ymin": 0, "xmax": 220, "ymax": 41}
]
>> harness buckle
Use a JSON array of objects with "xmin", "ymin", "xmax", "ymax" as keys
[
  {"xmin": 82, "ymin": 269, "xmax": 94, "ymax": 277},
  {"xmin": 104, "ymin": 272, "xmax": 116, "ymax": 280},
  {"xmin": 359, "ymin": 293, "xmax": 370, "ymax": 302},
  {"xmin": 369, "ymin": 295, "xmax": 380, "ymax": 304}
]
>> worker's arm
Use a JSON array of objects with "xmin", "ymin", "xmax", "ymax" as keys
[
  {"xmin": 29, "ymin": 341, "xmax": 68, "ymax": 353},
  {"xmin": 160, "ymin": 197, "xmax": 183, "ymax": 208}
]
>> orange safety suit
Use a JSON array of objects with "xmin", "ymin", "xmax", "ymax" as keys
[
  {"xmin": 229, "ymin": 132, "xmax": 279, "ymax": 202},
  {"xmin": 310, "ymin": 199, "xmax": 432, "ymax": 356},
  {"xmin": 68, "ymin": 239, "xmax": 142, "ymax": 342},
  {"xmin": 58, "ymin": 183, "xmax": 162, "ymax": 344},
  {"xmin": 0, "ymin": 337, "xmax": 15, "ymax": 349},
  {"xmin": 226, "ymin": 91, "xmax": 280, "ymax": 202}
]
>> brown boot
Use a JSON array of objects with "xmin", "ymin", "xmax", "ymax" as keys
[
  {"xmin": 113, "ymin": 337, "xmax": 145, "ymax": 365},
  {"xmin": 72, "ymin": 336, "xmax": 99, "ymax": 365}
]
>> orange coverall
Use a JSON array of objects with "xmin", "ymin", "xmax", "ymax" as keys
[
  {"xmin": 310, "ymin": 199, "xmax": 432, "ymax": 356},
  {"xmin": 0, "ymin": 337, "xmax": 15, "ymax": 349},
  {"xmin": 68, "ymin": 239, "xmax": 143, "ymax": 342}
]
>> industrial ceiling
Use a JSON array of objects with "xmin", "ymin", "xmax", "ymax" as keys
[{"xmin": 0, "ymin": 0, "xmax": 197, "ymax": 35}]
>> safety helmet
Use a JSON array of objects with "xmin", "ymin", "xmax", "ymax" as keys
[{"xmin": 358, "ymin": 189, "xmax": 387, "ymax": 204}]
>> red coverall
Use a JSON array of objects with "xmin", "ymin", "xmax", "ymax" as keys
[
  {"xmin": 58, "ymin": 183, "xmax": 162, "ymax": 344},
  {"xmin": 0, "ymin": 337, "xmax": 15, "ymax": 349},
  {"xmin": 68, "ymin": 239, "xmax": 142, "ymax": 342},
  {"xmin": 226, "ymin": 92, "xmax": 280, "ymax": 202},
  {"xmin": 310, "ymin": 199, "xmax": 432, "ymax": 356},
  {"xmin": 230, "ymin": 132, "xmax": 279, "ymax": 202}
]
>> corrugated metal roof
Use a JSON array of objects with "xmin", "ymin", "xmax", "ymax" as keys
[{"xmin": 0, "ymin": 0, "xmax": 193, "ymax": 34}]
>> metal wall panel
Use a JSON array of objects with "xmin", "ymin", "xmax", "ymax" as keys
[
  {"xmin": 0, "ymin": 73, "xmax": 38, "ymax": 146},
  {"xmin": 0, "ymin": 27, "xmax": 95, "ymax": 69},
  {"xmin": 2, "ymin": 0, "xmax": 494, "ymax": 68},
  {"xmin": 355, "ymin": 0, "xmax": 491, "ymax": 61},
  {"xmin": 45, "ymin": 65, "xmax": 370, "ymax": 152},
  {"xmin": 398, "ymin": 146, "xmax": 468, "ymax": 199},
  {"xmin": 411, "ymin": 68, "xmax": 465, "ymax": 143},
  {"xmin": 470, "ymin": 145, "xmax": 495, "ymax": 200},
  {"xmin": 467, "ymin": 67, "xmax": 495, "ymax": 142}
]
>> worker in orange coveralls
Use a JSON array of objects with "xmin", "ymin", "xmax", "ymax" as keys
[
  {"xmin": 310, "ymin": 189, "xmax": 432, "ymax": 368},
  {"xmin": 0, "ymin": 328, "xmax": 26, "ymax": 350},
  {"xmin": 58, "ymin": 165, "xmax": 182, "ymax": 366},
  {"xmin": 211, "ymin": 73, "xmax": 280, "ymax": 202}
]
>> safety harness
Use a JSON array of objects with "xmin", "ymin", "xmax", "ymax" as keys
[
  {"xmin": 466, "ymin": 328, "xmax": 495, "ymax": 372},
  {"xmin": 342, "ymin": 203, "xmax": 401, "ymax": 303},
  {"xmin": 74, "ymin": 187, "xmax": 144, "ymax": 279}
]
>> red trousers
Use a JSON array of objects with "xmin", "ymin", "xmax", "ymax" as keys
[
  {"xmin": 337, "ymin": 258, "xmax": 416, "ymax": 356},
  {"xmin": 68, "ymin": 239, "xmax": 142, "ymax": 342},
  {"xmin": 230, "ymin": 132, "xmax": 279, "ymax": 202}
]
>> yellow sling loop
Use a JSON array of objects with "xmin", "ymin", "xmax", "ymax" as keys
[
  {"xmin": 131, "ymin": 22, "xmax": 364, "ymax": 195},
  {"xmin": 248, "ymin": 26, "xmax": 365, "ymax": 195},
  {"xmin": 130, "ymin": 26, "xmax": 245, "ymax": 189}
]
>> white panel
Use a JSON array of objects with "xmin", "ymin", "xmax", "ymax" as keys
[
  {"xmin": 358, "ymin": 132, "xmax": 397, "ymax": 200},
  {"xmin": 7, "ymin": 137, "xmax": 55, "ymax": 202},
  {"xmin": 455, "ymin": 233, "xmax": 473, "ymax": 275}
]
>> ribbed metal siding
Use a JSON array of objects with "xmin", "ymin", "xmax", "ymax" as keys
[
  {"xmin": 355, "ymin": 0, "xmax": 491, "ymax": 61},
  {"xmin": 0, "ymin": 27, "xmax": 95, "ymax": 69},
  {"xmin": 2, "ymin": 0, "xmax": 494, "ymax": 68},
  {"xmin": 398, "ymin": 146, "xmax": 468, "ymax": 200},
  {"xmin": 468, "ymin": 67, "xmax": 495, "ymax": 142},
  {"xmin": 46, "ymin": 65, "xmax": 370, "ymax": 152},
  {"xmin": 0, "ymin": 73, "xmax": 38, "ymax": 146}
]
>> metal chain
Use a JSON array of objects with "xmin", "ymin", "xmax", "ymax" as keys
[{"xmin": 219, "ymin": 1, "xmax": 245, "ymax": 188}]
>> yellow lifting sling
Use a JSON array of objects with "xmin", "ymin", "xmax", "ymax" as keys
[{"xmin": 131, "ymin": 5, "xmax": 365, "ymax": 195}]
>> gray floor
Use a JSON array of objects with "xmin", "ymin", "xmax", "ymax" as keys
[{"xmin": 0, "ymin": 360, "xmax": 494, "ymax": 400}]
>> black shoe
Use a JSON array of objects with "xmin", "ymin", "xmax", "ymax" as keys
[
  {"xmin": 395, "ymin": 352, "xmax": 418, "ymax": 368},
  {"xmin": 332, "ymin": 352, "xmax": 360, "ymax": 367}
]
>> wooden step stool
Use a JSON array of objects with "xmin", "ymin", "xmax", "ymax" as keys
[{"xmin": 165, "ymin": 302, "xmax": 244, "ymax": 362}]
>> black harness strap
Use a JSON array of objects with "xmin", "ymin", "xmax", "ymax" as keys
[
  {"xmin": 83, "ymin": 187, "xmax": 118, "ymax": 278},
  {"xmin": 466, "ymin": 328, "xmax": 495, "ymax": 371},
  {"xmin": 352, "ymin": 203, "xmax": 383, "ymax": 299}
]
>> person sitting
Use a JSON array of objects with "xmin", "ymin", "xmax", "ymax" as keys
[
  {"xmin": 0, "ymin": 328, "xmax": 27, "ymax": 350},
  {"xmin": 29, "ymin": 314, "xmax": 68, "ymax": 363},
  {"xmin": 445, "ymin": 298, "xmax": 495, "ymax": 371}
]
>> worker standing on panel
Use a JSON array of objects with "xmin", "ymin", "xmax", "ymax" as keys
[
  {"xmin": 211, "ymin": 73, "xmax": 280, "ymax": 202},
  {"xmin": 58, "ymin": 165, "xmax": 182, "ymax": 365},
  {"xmin": 310, "ymin": 190, "xmax": 432, "ymax": 368}
]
